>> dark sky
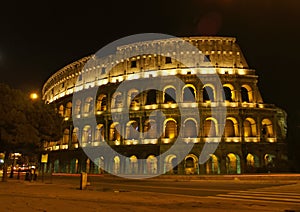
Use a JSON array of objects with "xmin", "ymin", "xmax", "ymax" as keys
[{"xmin": 1, "ymin": 0, "xmax": 300, "ymax": 118}]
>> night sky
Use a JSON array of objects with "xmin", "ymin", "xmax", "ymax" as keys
[{"xmin": 1, "ymin": 0, "xmax": 300, "ymax": 119}]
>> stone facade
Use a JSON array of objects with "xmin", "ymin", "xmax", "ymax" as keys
[{"xmin": 41, "ymin": 36, "xmax": 288, "ymax": 175}]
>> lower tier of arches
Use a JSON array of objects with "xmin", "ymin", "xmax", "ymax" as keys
[{"xmin": 42, "ymin": 143, "xmax": 289, "ymax": 175}]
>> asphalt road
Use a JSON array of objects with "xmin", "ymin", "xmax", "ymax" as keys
[
  {"xmin": 46, "ymin": 174, "xmax": 295, "ymax": 197},
  {"xmin": 2, "ymin": 174, "xmax": 300, "ymax": 211}
]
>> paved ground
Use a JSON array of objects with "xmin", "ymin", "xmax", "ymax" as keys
[{"xmin": 1, "ymin": 174, "xmax": 300, "ymax": 212}]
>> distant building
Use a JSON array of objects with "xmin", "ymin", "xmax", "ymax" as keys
[{"xmin": 42, "ymin": 36, "xmax": 288, "ymax": 175}]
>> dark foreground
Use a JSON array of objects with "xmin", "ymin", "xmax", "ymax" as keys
[{"xmin": 1, "ymin": 173, "xmax": 300, "ymax": 212}]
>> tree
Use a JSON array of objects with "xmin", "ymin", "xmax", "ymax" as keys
[{"xmin": 0, "ymin": 83, "xmax": 63, "ymax": 181}]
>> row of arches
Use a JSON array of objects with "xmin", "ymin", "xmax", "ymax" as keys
[
  {"xmin": 61, "ymin": 117, "xmax": 275, "ymax": 146},
  {"xmin": 58, "ymin": 83, "xmax": 256, "ymax": 117},
  {"xmin": 48, "ymin": 153, "xmax": 277, "ymax": 175}
]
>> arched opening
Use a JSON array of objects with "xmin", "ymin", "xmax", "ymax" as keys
[
  {"xmin": 183, "ymin": 85, "xmax": 196, "ymax": 102},
  {"xmin": 244, "ymin": 118, "xmax": 257, "ymax": 137},
  {"xmin": 226, "ymin": 153, "xmax": 241, "ymax": 174},
  {"xmin": 109, "ymin": 123, "xmax": 121, "ymax": 141},
  {"xmin": 184, "ymin": 119, "xmax": 198, "ymax": 138},
  {"xmin": 65, "ymin": 102, "xmax": 72, "ymax": 118},
  {"xmin": 95, "ymin": 124, "xmax": 105, "ymax": 142},
  {"xmin": 264, "ymin": 154, "xmax": 276, "ymax": 172},
  {"xmin": 112, "ymin": 156, "xmax": 120, "ymax": 174},
  {"xmin": 241, "ymin": 87, "xmax": 249, "ymax": 102},
  {"xmin": 144, "ymin": 119, "xmax": 158, "ymax": 139},
  {"xmin": 83, "ymin": 97, "xmax": 94, "ymax": 113},
  {"xmin": 261, "ymin": 119, "xmax": 274, "ymax": 138},
  {"xmin": 58, "ymin": 105, "xmax": 64, "ymax": 117},
  {"xmin": 126, "ymin": 121, "xmax": 140, "ymax": 140},
  {"xmin": 82, "ymin": 125, "xmax": 92, "ymax": 144},
  {"xmin": 246, "ymin": 153, "xmax": 260, "ymax": 172},
  {"xmin": 241, "ymin": 85, "xmax": 253, "ymax": 103},
  {"xmin": 146, "ymin": 155, "xmax": 157, "ymax": 174},
  {"xmin": 206, "ymin": 154, "xmax": 220, "ymax": 174},
  {"xmin": 72, "ymin": 127, "xmax": 79, "ymax": 146},
  {"xmin": 62, "ymin": 129, "xmax": 70, "ymax": 145},
  {"xmin": 112, "ymin": 92, "xmax": 123, "ymax": 108},
  {"xmin": 146, "ymin": 89, "xmax": 157, "ymax": 105},
  {"xmin": 164, "ymin": 155, "xmax": 178, "ymax": 174},
  {"xmin": 203, "ymin": 85, "xmax": 215, "ymax": 102},
  {"xmin": 95, "ymin": 156, "xmax": 104, "ymax": 174},
  {"xmin": 223, "ymin": 86, "xmax": 233, "ymax": 102},
  {"xmin": 224, "ymin": 118, "xmax": 238, "ymax": 137},
  {"xmin": 74, "ymin": 100, "xmax": 81, "ymax": 115},
  {"xmin": 164, "ymin": 87, "xmax": 176, "ymax": 103},
  {"xmin": 203, "ymin": 118, "xmax": 217, "ymax": 137},
  {"xmin": 96, "ymin": 94, "xmax": 107, "ymax": 111},
  {"xmin": 128, "ymin": 89, "xmax": 140, "ymax": 108},
  {"xmin": 129, "ymin": 155, "xmax": 138, "ymax": 174},
  {"xmin": 164, "ymin": 119, "xmax": 177, "ymax": 139},
  {"xmin": 184, "ymin": 155, "xmax": 198, "ymax": 174}
]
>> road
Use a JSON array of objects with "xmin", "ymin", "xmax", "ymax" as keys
[
  {"xmin": 50, "ymin": 174, "xmax": 300, "ymax": 206},
  {"xmin": 1, "ymin": 174, "xmax": 300, "ymax": 211}
]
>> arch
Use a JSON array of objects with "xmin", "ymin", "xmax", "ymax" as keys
[
  {"xmin": 58, "ymin": 105, "xmax": 64, "ymax": 117},
  {"xmin": 96, "ymin": 94, "xmax": 107, "ymax": 111},
  {"xmin": 144, "ymin": 119, "xmax": 158, "ymax": 139},
  {"xmin": 264, "ymin": 154, "xmax": 276, "ymax": 172},
  {"xmin": 62, "ymin": 128, "xmax": 70, "ymax": 145},
  {"xmin": 129, "ymin": 155, "xmax": 138, "ymax": 174},
  {"xmin": 182, "ymin": 84, "xmax": 196, "ymax": 102},
  {"xmin": 74, "ymin": 99, "xmax": 81, "ymax": 115},
  {"xmin": 111, "ymin": 92, "xmax": 123, "ymax": 108},
  {"xmin": 226, "ymin": 153, "xmax": 241, "ymax": 174},
  {"xmin": 206, "ymin": 154, "xmax": 220, "ymax": 174},
  {"xmin": 203, "ymin": 84, "xmax": 215, "ymax": 102},
  {"xmin": 164, "ymin": 86, "xmax": 176, "ymax": 103},
  {"xmin": 113, "ymin": 156, "xmax": 120, "ymax": 174},
  {"xmin": 109, "ymin": 122, "xmax": 121, "ymax": 141},
  {"xmin": 184, "ymin": 154, "xmax": 198, "ymax": 174},
  {"xmin": 126, "ymin": 120, "xmax": 140, "ymax": 140},
  {"xmin": 164, "ymin": 154, "xmax": 178, "ymax": 174},
  {"xmin": 146, "ymin": 155, "xmax": 158, "ymax": 174},
  {"xmin": 225, "ymin": 117, "xmax": 239, "ymax": 137},
  {"xmin": 95, "ymin": 156, "xmax": 105, "ymax": 174},
  {"xmin": 244, "ymin": 118, "xmax": 257, "ymax": 137},
  {"xmin": 246, "ymin": 153, "xmax": 260, "ymax": 169},
  {"xmin": 83, "ymin": 97, "xmax": 94, "ymax": 113},
  {"xmin": 241, "ymin": 84, "xmax": 253, "ymax": 103},
  {"xmin": 223, "ymin": 84, "xmax": 235, "ymax": 102},
  {"xmin": 82, "ymin": 125, "xmax": 92, "ymax": 144},
  {"xmin": 95, "ymin": 124, "xmax": 105, "ymax": 142},
  {"xmin": 262, "ymin": 118, "xmax": 274, "ymax": 137},
  {"xmin": 183, "ymin": 119, "xmax": 198, "ymax": 138},
  {"xmin": 203, "ymin": 117, "xmax": 218, "ymax": 137},
  {"xmin": 72, "ymin": 127, "xmax": 79, "ymax": 145},
  {"xmin": 65, "ymin": 102, "xmax": 72, "ymax": 118},
  {"xmin": 127, "ymin": 88, "xmax": 140, "ymax": 108},
  {"xmin": 164, "ymin": 118, "xmax": 177, "ymax": 139}
]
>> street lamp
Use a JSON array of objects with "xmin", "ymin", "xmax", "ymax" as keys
[{"xmin": 29, "ymin": 92, "xmax": 39, "ymax": 100}]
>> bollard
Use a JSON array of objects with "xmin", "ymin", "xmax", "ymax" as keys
[{"xmin": 80, "ymin": 172, "xmax": 88, "ymax": 190}]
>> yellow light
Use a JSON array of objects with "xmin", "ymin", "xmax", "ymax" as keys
[{"xmin": 30, "ymin": 93, "xmax": 38, "ymax": 100}]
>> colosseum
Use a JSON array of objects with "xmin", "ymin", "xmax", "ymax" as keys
[{"xmin": 41, "ymin": 36, "xmax": 288, "ymax": 176}]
